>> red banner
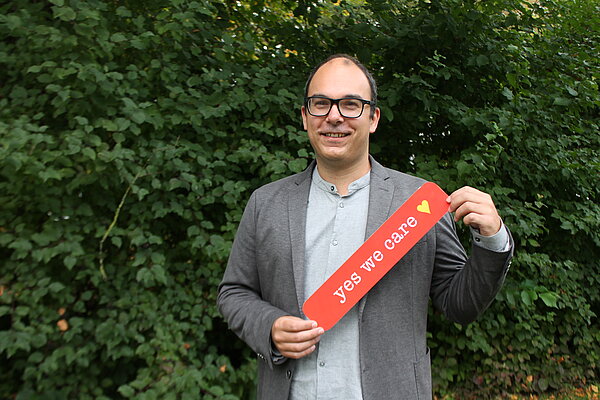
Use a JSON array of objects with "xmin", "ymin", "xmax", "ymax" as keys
[{"xmin": 302, "ymin": 182, "xmax": 449, "ymax": 330}]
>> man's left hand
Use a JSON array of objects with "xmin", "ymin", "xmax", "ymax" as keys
[{"xmin": 447, "ymin": 186, "xmax": 502, "ymax": 236}]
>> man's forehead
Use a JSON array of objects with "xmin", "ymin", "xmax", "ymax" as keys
[
  {"xmin": 312, "ymin": 57, "xmax": 365, "ymax": 78},
  {"xmin": 308, "ymin": 59, "xmax": 370, "ymax": 96}
]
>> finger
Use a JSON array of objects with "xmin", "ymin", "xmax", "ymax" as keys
[
  {"xmin": 274, "ymin": 316, "xmax": 317, "ymax": 333},
  {"xmin": 447, "ymin": 187, "xmax": 491, "ymax": 212},
  {"xmin": 273, "ymin": 325, "xmax": 324, "ymax": 345},
  {"xmin": 452, "ymin": 202, "xmax": 501, "ymax": 235},
  {"xmin": 452, "ymin": 201, "xmax": 494, "ymax": 222},
  {"xmin": 281, "ymin": 344, "xmax": 317, "ymax": 359},
  {"xmin": 277, "ymin": 329, "xmax": 323, "ymax": 351},
  {"xmin": 274, "ymin": 327, "xmax": 323, "ymax": 359},
  {"xmin": 446, "ymin": 186, "xmax": 475, "ymax": 207}
]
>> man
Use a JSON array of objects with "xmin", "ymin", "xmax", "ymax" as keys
[{"xmin": 217, "ymin": 54, "xmax": 513, "ymax": 399}]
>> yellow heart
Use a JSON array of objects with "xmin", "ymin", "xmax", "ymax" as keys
[{"xmin": 417, "ymin": 200, "xmax": 431, "ymax": 214}]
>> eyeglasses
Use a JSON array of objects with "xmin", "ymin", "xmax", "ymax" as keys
[{"xmin": 305, "ymin": 96, "xmax": 376, "ymax": 119}]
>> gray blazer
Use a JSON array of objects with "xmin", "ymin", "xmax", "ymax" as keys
[{"xmin": 217, "ymin": 158, "xmax": 513, "ymax": 399}]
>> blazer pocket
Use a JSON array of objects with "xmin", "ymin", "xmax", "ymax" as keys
[{"xmin": 414, "ymin": 347, "xmax": 432, "ymax": 400}]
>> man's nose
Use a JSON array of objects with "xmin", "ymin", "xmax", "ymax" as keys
[{"xmin": 326, "ymin": 103, "xmax": 344, "ymax": 123}]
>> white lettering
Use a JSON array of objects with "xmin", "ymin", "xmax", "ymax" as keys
[
  {"xmin": 373, "ymin": 250, "xmax": 384, "ymax": 262},
  {"xmin": 392, "ymin": 231, "xmax": 403, "ymax": 243},
  {"xmin": 351, "ymin": 272, "xmax": 362, "ymax": 285},
  {"xmin": 384, "ymin": 239, "xmax": 394, "ymax": 250},
  {"xmin": 383, "ymin": 216, "xmax": 419, "ymax": 252},
  {"xmin": 333, "ymin": 286, "xmax": 346, "ymax": 304},
  {"xmin": 343, "ymin": 279, "xmax": 354, "ymax": 291},
  {"xmin": 360, "ymin": 256, "xmax": 376, "ymax": 271},
  {"xmin": 398, "ymin": 223, "xmax": 409, "ymax": 235}
]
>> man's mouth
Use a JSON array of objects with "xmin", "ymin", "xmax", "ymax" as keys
[{"xmin": 321, "ymin": 132, "xmax": 350, "ymax": 138}]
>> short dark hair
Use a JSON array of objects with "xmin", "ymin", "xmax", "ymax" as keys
[{"xmin": 304, "ymin": 54, "xmax": 378, "ymax": 117}]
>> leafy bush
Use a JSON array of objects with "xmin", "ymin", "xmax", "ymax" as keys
[{"xmin": 1, "ymin": 0, "xmax": 597, "ymax": 398}]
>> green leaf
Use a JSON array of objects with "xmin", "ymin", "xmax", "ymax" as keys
[
  {"xmin": 130, "ymin": 111, "xmax": 146, "ymax": 124},
  {"xmin": 539, "ymin": 292, "xmax": 559, "ymax": 308},
  {"xmin": 476, "ymin": 54, "xmax": 489, "ymax": 66},
  {"xmin": 566, "ymin": 86, "xmax": 578, "ymax": 96},
  {"xmin": 48, "ymin": 282, "xmax": 65, "ymax": 292},
  {"xmin": 151, "ymin": 265, "xmax": 167, "ymax": 285},
  {"xmin": 111, "ymin": 33, "xmax": 127, "ymax": 43},
  {"xmin": 553, "ymin": 97, "xmax": 571, "ymax": 106},
  {"xmin": 288, "ymin": 158, "xmax": 307, "ymax": 173},
  {"xmin": 381, "ymin": 106, "xmax": 394, "ymax": 122},
  {"xmin": 116, "ymin": 7, "xmax": 132, "ymax": 18},
  {"xmin": 208, "ymin": 386, "xmax": 224, "ymax": 397},
  {"xmin": 118, "ymin": 385, "xmax": 135, "ymax": 398},
  {"xmin": 520, "ymin": 290, "xmax": 532, "ymax": 306},
  {"xmin": 502, "ymin": 87, "xmax": 514, "ymax": 100},
  {"xmin": 82, "ymin": 147, "xmax": 96, "ymax": 160},
  {"xmin": 52, "ymin": 6, "xmax": 76, "ymax": 21},
  {"xmin": 64, "ymin": 256, "xmax": 76, "ymax": 269},
  {"xmin": 5, "ymin": 15, "xmax": 23, "ymax": 30},
  {"xmin": 27, "ymin": 65, "xmax": 42, "ymax": 74},
  {"xmin": 101, "ymin": 119, "xmax": 119, "ymax": 131}
]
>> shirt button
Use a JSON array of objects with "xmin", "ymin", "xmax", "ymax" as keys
[
  {"xmin": 339, "ymin": 202, "xmax": 344, "ymax": 208},
  {"xmin": 330, "ymin": 186, "xmax": 335, "ymax": 192},
  {"xmin": 319, "ymin": 361, "xmax": 326, "ymax": 367},
  {"xmin": 332, "ymin": 239, "xmax": 338, "ymax": 246}
]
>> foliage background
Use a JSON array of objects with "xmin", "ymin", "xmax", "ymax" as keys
[{"xmin": 0, "ymin": 0, "xmax": 598, "ymax": 398}]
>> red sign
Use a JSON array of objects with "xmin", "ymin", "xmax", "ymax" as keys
[{"xmin": 302, "ymin": 182, "xmax": 449, "ymax": 331}]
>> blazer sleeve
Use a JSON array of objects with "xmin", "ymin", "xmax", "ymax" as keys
[
  {"xmin": 429, "ymin": 213, "xmax": 514, "ymax": 325},
  {"xmin": 217, "ymin": 192, "xmax": 289, "ymax": 369}
]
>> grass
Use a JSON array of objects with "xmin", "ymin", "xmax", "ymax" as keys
[{"xmin": 436, "ymin": 384, "xmax": 599, "ymax": 400}]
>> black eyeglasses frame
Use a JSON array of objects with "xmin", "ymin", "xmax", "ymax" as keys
[{"xmin": 304, "ymin": 96, "xmax": 376, "ymax": 119}]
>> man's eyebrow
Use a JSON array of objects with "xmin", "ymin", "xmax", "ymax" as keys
[
  {"xmin": 344, "ymin": 94, "xmax": 366, "ymax": 99},
  {"xmin": 310, "ymin": 93, "xmax": 367, "ymax": 99}
]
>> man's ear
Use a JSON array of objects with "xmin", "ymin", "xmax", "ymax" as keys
[
  {"xmin": 301, "ymin": 106, "xmax": 308, "ymax": 130},
  {"xmin": 369, "ymin": 107, "xmax": 381, "ymax": 134}
]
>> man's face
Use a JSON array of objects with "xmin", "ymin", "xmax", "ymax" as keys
[{"xmin": 302, "ymin": 58, "xmax": 380, "ymax": 169}]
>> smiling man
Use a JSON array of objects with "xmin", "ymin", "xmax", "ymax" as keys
[{"xmin": 217, "ymin": 54, "xmax": 513, "ymax": 400}]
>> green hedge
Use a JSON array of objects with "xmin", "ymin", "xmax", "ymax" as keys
[{"xmin": 1, "ymin": 0, "xmax": 598, "ymax": 398}]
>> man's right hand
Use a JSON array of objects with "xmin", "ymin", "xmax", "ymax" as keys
[{"xmin": 271, "ymin": 316, "xmax": 324, "ymax": 359}]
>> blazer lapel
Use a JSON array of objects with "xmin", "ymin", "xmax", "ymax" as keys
[
  {"xmin": 365, "ymin": 158, "xmax": 395, "ymax": 239},
  {"xmin": 288, "ymin": 161, "xmax": 315, "ymax": 316},
  {"xmin": 359, "ymin": 157, "xmax": 395, "ymax": 316}
]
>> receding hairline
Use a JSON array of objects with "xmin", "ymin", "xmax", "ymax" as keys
[
  {"xmin": 304, "ymin": 54, "xmax": 378, "ymax": 106},
  {"xmin": 330, "ymin": 56, "xmax": 357, "ymax": 67},
  {"xmin": 308, "ymin": 59, "xmax": 369, "ymax": 92}
]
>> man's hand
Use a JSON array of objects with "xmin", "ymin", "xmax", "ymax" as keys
[
  {"xmin": 447, "ymin": 186, "xmax": 502, "ymax": 236},
  {"xmin": 271, "ymin": 316, "xmax": 324, "ymax": 359}
]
